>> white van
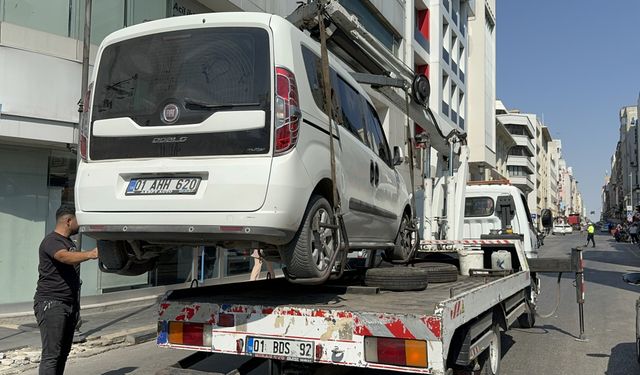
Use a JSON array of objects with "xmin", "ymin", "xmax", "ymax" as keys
[{"xmin": 75, "ymin": 13, "xmax": 412, "ymax": 282}]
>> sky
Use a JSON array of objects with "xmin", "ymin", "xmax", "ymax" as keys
[{"xmin": 496, "ymin": 0, "xmax": 640, "ymax": 222}]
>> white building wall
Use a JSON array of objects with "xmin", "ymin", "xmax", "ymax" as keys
[{"xmin": 466, "ymin": 0, "xmax": 496, "ymax": 179}]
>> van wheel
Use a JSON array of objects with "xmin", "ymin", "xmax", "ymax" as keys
[
  {"xmin": 388, "ymin": 214, "xmax": 416, "ymax": 261},
  {"xmin": 284, "ymin": 195, "xmax": 337, "ymax": 280},
  {"xmin": 479, "ymin": 323, "xmax": 501, "ymax": 375}
]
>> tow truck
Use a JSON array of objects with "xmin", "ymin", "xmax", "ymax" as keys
[{"xmin": 127, "ymin": 1, "xmax": 585, "ymax": 373}]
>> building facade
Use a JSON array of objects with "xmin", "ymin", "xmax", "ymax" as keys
[
  {"xmin": 495, "ymin": 104, "xmax": 535, "ymax": 195},
  {"xmin": 603, "ymin": 104, "xmax": 639, "ymax": 222},
  {"xmin": 466, "ymin": 0, "xmax": 496, "ymax": 181}
]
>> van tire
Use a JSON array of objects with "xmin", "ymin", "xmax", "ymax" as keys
[
  {"xmin": 284, "ymin": 195, "xmax": 337, "ymax": 280},
  {"xmin": 387, "ymin": 213, "xmax": 416, "ymax": 261},
  {"xmin": 364, "ymin": 267, "xmax": 429, "ymax": 291},
  {"xmin": 412, "ymin": 262, "xmax": 458, "ymax": 283},
  {"xmin": 479, "ymin": 323, "xmax": 501, "ymax": 375}
]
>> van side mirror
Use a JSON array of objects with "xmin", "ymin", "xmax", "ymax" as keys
[
  {"xmin": 623, "ymin": 272, "xmax": 640, "ymax": 285},
  {"xmin": 392, "ymin": 146, "xmax": 404, "ymax": 166}
]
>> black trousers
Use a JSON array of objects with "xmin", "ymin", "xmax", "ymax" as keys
[
  {"xmin": 34, "ymin": 300, "xmax": 79, "ymax": 375},
  {"xmin": 586, "ymin": 233, "xmax": 595, "ymax": 247}
]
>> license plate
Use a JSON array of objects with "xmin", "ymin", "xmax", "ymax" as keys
[
  {"xmin": 245, "ymin": 336, "xmax": 314, "ymax": 362},
  {"xmin": 126, "ymin": 177, "xmax": 201, "ymax": 195}
]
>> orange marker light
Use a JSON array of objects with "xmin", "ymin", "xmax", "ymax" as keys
[
  {"xmin": 405, "ymin": 339, "xmax": 428, "ymax": 367},
  {"xmin": 169, "ymin": 321, "xmax": 184, "ymax": 344}
]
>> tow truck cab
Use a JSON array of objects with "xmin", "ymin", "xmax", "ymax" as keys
[{"xmin": 463, "ymin": 182, "xmax": 539, "ymax": 259}]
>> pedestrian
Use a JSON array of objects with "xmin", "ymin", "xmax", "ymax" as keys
[
  {"xmin": 630, "ymin": 223, "xmax": 639, "ymax": 244},
  {"xmin": 34, "ymin": 205, "xmax": 98, "ymax": 375},
  {"xmin": 585, "ymin": 222, "xmax": 596, "ymax": 248}
]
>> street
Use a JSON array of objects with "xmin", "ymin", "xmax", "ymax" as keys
[
  {"xmin": 501, "ymin": 232, "xmax": 640, "ymax": 374},
  {"xmin": 19, "ymin": 232, "xmax": 640, "ymax": 375}
]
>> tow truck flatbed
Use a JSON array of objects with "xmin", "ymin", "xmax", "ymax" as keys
[
  {"xmin": 163, "ymin": 273, "xmax": 506, "ymax": 317},
  {"xmin": 157, "ymin": 252, "xmax": 532, "ymax": 374}
]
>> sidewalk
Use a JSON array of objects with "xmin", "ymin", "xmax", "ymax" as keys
[{"xmin": 0, "ymin": 299, "xmax": 159, "ymax": 373}]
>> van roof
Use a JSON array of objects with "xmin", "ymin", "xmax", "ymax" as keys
[{"xmin": 100, "ymin": 12, "xmax": 274, "ymax": 49}]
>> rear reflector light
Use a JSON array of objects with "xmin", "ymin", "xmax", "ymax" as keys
[
  {"xmin": 167, "ymin": 322, "xmax": 212, "ymax": 347},
  {"xmin": 220, "ymin": 226, "xmax": 245, "ymax": 232},
  {"xmin": 364, "ymin": 336, "xmax": 428, "ymax": 368},
  {"xmin": 274, "ymin": 67, "xmax": 300, "ymax": 155},
  {"xmin": 217, "ymin": 313, "xmax": 235, "ymax": 327}
]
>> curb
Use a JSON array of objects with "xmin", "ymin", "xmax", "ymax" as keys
[
  {"xmin": 0, "ymin": 295, "xmax": 159, "ymax": 320},
  {"xmin": 88, "ymin": 325, "xmax": 157, "ymax": 347}
]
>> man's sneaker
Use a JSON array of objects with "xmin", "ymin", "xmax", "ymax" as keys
[{"xmin": 73, "ymin": 330, "xmax": 86, "ymax": 344}]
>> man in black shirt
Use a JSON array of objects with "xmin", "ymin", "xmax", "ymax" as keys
[{"xmin": 34, "ymin": 205, "xmax": 98, "ymax": 375}]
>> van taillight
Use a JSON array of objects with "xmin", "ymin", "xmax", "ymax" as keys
[
  {"xmin": 274, "ymin": 67, "xmax": 300, "ymax": 155},
  {"xmin": 79, "ymin": 82, "xmax": 93, "ymax": 161}
]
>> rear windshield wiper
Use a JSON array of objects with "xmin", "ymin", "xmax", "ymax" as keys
[{"xmin": 184, "ymin": 98, "xmax": 260, "ymax": 111}]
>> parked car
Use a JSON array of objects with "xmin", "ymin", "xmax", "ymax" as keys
[
  {"xmin": 623, "ymin": 272, "xmax": 640, "ymax": 363},
  {"xmin": 74, "ymin": 13, "xmax": 413, "ymax": 282},
  {"xmin": 600, "ymin": 223, "xmax": 611, "ymax": 233},
  {"xmin": 552, "ymin": 223, "xmax": 573, "ymax": 235}
]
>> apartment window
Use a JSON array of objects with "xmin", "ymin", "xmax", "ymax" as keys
[
  {"xmin": 415, "ymin": 8, "xmax": 430, "ymax": 52},
  {"xmin": 341, "ymin": 0, "xmax": 402, "ymax": 54},
  {"xmin": 443, "ymin": 17, "xmax": 450, "ymax": 58},
  {"xmin": 459, "ymin": 45, "xmax": 465, "ymax": 81},
  {"xmin": 442, "ymin": 72, "xmax": 450, "ymax": 117},
  {"xmin": 510, "ymin": 146, "xmax": 532, "ymax": 157},
  {"xmin": 416, "ymin": 64, "xmax": 430, "ymax": 79},
  {"xmin": 2, "ymin": 0, "xmax": 71, "ymax": 37},
  {"xmin": 458, "ymin": 91, "xmax": 465, "ymax": 129},
  {"xmin": 506, "ymin": 125, "xmax": 532, "ymax": 137},
  {"xmin": 508, "ymin": 166, "xmax": 531, "ymax": 177}
]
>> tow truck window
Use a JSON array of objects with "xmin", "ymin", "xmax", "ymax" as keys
[{"xmin": 464, "ymin": 197, "xmax": 495, "ymax": 217}]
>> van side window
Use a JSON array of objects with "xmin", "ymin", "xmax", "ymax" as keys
[
  {"xmin": 335, "ymin": 76, "xmax": 369, "ymax": 146},
  {"xmin": 301, "ymin": 46, "xmax": 325, "ymax": 111},
  {"xmin": 364, "ymin": 102, "xmax": 391, "ymax": 165},
  {"xmin": 464, "ymin": 197, "xmax": 495, "ymax": 217},
  {"xmin": 300, "ymin": 46, "xmax": 342, "ymax": 125}
]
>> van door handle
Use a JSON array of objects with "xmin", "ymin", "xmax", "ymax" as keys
[
  {"xmin": 374, "ymin": 163, "xmax": 380, "ymax": 186},
  {"xmin": 370, "ymin": 160, "xmax": 375, "ymax": 185}
]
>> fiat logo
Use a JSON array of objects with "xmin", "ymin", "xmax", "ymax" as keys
[{"xmin": 161, "ymin": 103, "xmax": 180, "ymax": 124}]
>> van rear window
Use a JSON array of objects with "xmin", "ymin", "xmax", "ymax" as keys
[
  {"xmin": 465, "ymin": 197, "xmax": 495, "ymax": 217},
  {"xmin": 90, "ymin": 27, "xmax": 271, "ymax": 160}
]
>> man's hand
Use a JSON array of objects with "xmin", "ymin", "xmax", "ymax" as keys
[
  {"xmin": 54, "ymin": 248, "xmax": 99, "ymax": 265},
  {"xmin": 87, "ymin": 247, "xmax": 99, "ymax": 260}
]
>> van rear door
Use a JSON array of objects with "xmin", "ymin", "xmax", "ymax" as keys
[{"xmin": 80, "ymin": 25, "xmax": 273, "ymax": 213}]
